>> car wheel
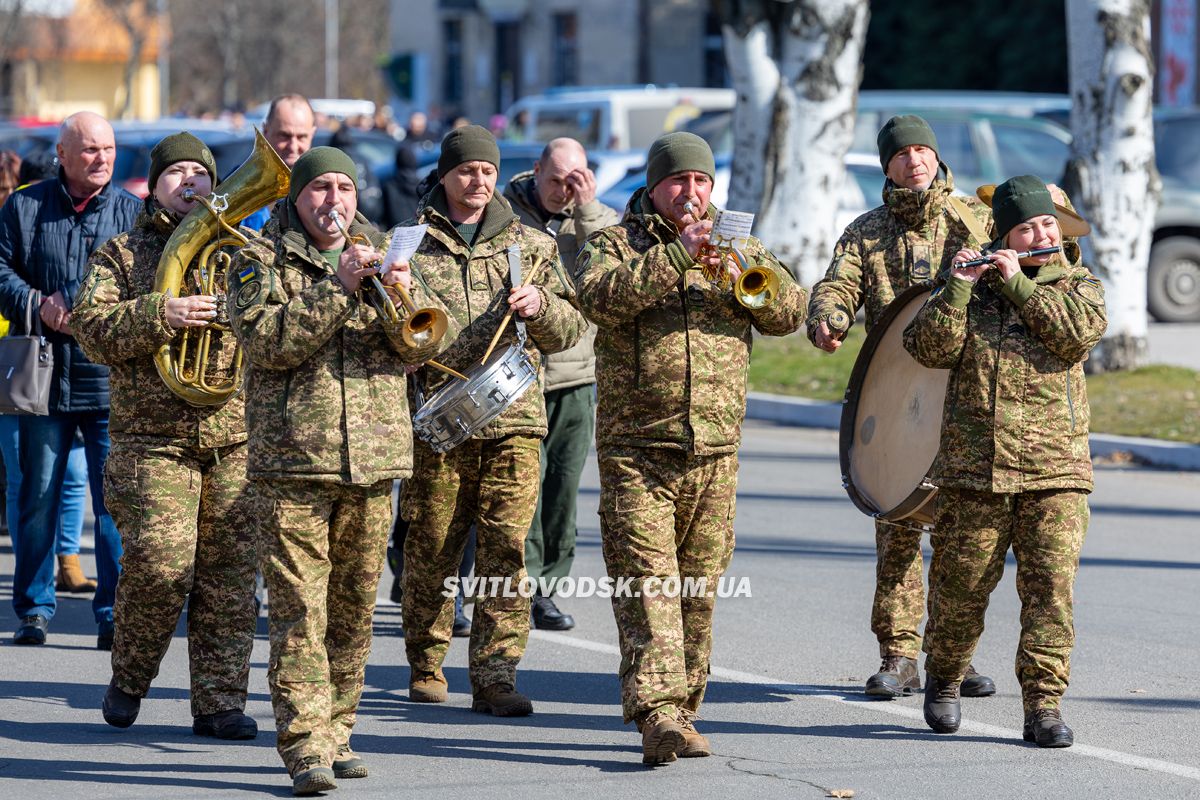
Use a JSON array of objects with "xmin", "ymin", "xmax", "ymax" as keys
[{"xmin": 1148, "ymin": 236, "xmax": 1200, "ymax": 323}]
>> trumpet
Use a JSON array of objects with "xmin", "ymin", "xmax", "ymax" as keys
[
  {"xmin": 327, "ymin": 210, "xmax": 465, "ymax": 381},
  {"xmin": 683, "ymin": 202, "xmax": 779, "ymax": 309}
]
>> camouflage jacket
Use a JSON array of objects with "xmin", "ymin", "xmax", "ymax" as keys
[
  {"xmin": 227, "ymin": 203, "xmax": 457, "ymax": 484},
  {"xmin": 576, "ymin": 188, "xmax": 807, "ymax": 454},
  {"xmin": 503, "ymin": 172, "xmax": 620, "ymax": 392},
  {"xmin": 409, "ymin": 186, "xmax": 587, "ymax": 439},
  {"xmin": 902, "ymin": 257, "xmax": 1107, "ymax": 493},
  {"xmin": 807, "ymin": 165, "xmax": 993, "ymax": 342},
  {"xmin": 72, "ymin": 204, "xmax": 246, "ymax": 449}
]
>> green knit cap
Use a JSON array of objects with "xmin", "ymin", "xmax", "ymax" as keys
[
  {"xmin": 288, "ymin": 146, "xmax": 358, "ymax": 203},
  {"xmin": 990, "ymin": 174, "xmax": 1056, "ymax": 248},
  {"xmin": 645, "ymin": 131, "xmax": 715, "ymax": 190},
  {"xmin": 149, "ymin": 132, "xmax": 217, "ymax": 193},
  {"xmin": 876, "ymin": 115, "xmax": 939, "ymax": 171},
  {"xmin": 437, "ymin": 125, "xmax": 500, "ymax": 177}
]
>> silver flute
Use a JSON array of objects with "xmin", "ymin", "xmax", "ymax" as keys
[{"xmin": 957, "ymin": 246, "xmax": 1061, "ymax": 268}]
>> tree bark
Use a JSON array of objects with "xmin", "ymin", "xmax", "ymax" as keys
[
  {"xmin": 1064, "ymin": 0, "xmax": 1158, "ymax": 372},
  {"xmin": 715, "ymin": 0, "xmax": 868, "ymax": 285}
]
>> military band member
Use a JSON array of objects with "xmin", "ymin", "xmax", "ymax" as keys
[
  {"xmin": 72, "ymin": 133, "xmax": 259, "ymax": 739},
  {"xmin": 807, "ymin": 115, "xmax": 996, "ymax": 699},
  {"xmin": 227, "ymin": 147, "xmax": 456, "ymax": 795},
  {"xmin": 905, "ymin": 175, "xmax": 1106, "ymax": 747},
  {"xmin": 398, "ymin": 125, "xmax": 586, "ymax": 716},
  {"xmin": 575, "ymin": 132, "xmax": 806, "ymax": 764}
]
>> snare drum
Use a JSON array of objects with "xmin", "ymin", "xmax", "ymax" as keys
[{"xmin": 412, "ymin": 341, "xmax": 538, "ymax": 453}]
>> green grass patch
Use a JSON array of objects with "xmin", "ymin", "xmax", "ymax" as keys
[{"xmin": 749, "ymin": 332, "xmax": 1200, "ymax": 443}]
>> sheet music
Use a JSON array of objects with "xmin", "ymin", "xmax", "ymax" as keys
[
  {"xmin": 383, "ymin": 224, "xmax": 429, "ymax": 267},
  {"xmin": 709, "ymin": 209, "xmax": 755, "ymax": 251}
]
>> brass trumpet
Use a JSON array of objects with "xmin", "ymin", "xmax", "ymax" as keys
[{"xmin": 682, "ymin": 202, "xmax": 779, "ymax": 309}]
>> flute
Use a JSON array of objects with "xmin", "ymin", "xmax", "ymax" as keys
[{"xmin": 957, "ymin": 246, "xmax": 1061, "ymax": 268}]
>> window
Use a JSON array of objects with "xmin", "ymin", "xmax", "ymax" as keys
[
  {"xmin": 927, "ymin": 121, "xmax": 978, "ymax": 180},
  {"xmin": 442, "ymin": 18, "xmax": 463, "ymax": 105},
  {"xmin": 552, "ymin": 13, "xmax": 578, "ymax": 87},
  {"xmin": 533, "ymin": 108, "xmax": 602, "ymax": 149},
  {"xmin": 992, "ymin": 122, "xmax": 1071, "ymax": 184},
  {"xmin": 704, "ymin": 13, "xmax": 729, "ymax": 88}
]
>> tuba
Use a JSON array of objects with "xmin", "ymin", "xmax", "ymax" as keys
[{"xmin": 153, "ymin": 129, "xmax": 289, "ymax": 406}]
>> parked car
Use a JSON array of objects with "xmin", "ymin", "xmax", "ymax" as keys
[
  {"xmin": 1149, "ymin": 108, "xmax": 1200, "ymax": 322},
  {"xmin": 503, "ymin": 85, "xmax": 735, "ymax": 152}
]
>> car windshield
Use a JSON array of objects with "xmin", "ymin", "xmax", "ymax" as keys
[{"xmin": 1156, "ymin": 115, "xmax": 1200, "ymax": 186}]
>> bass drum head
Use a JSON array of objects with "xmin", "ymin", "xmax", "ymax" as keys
[{"xmin": 839, "ymin": 286, "xmax": 949, "ymax": 523}]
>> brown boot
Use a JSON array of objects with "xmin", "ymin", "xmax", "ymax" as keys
[
  {"xmin": 639, "ymin": 706, "xmax": 685, "ymax": 765},
  {"xmin": 472, "ymin": 682, "xmax": 533, "ymax": 717},
  {"xmin": 56, "ymin": 554, "xmax": 97, "ymax": 593},
  {"xmin": 677, "ymin": 709, "xmax": 712, "ymax": 757},
  {"xmin": 409, "ymin": 669, "xmax": 448, "ymax": 703}
]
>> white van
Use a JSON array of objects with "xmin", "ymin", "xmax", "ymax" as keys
[{"xmin": 504, "ymin": 86, "xmax": 736, "ymax": 152}]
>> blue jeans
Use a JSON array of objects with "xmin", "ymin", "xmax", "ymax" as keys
[
  {"xmin": 12, "ymin": 412, "xmax": 122, "ymax": 626},
  {"xmin": 0, "ymin": 416, "xmax": 90, "ymax": 553}
]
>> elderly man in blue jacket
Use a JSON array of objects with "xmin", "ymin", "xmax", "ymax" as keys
[{"xmin": 0, "ymin": 111, "xmax": 140, "ymax": 648}]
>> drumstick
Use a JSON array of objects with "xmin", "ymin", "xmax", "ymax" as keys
[
  {"xmin": 425, "ymin": 359, "xmax": 469, "ymax": 382},
  {"xmin": 480, "ymin": 255, "xmax": 546, "ymax": 366}
]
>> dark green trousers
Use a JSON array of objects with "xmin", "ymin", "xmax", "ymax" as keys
[{"xmin": 525, "ymin": 383, "xmax": 595, "ymax": 592}]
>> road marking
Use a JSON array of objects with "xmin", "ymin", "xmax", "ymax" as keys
[{"xmin": 531, "ymin": 630, "xmax": 1200, "ymax": 783}]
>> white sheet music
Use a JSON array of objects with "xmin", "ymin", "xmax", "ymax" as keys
[
  {"xmin": 383, "ymin": 224, "xmax": 429, "ymax": 267},
  {"xmin": 709, "ymin": 209, "xmax": 755, "ymax": 251}
]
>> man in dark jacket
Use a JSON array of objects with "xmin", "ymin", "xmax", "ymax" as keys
[{"xmin": 0, "ymin": 111, "xmax": 141, "ymax": 648}]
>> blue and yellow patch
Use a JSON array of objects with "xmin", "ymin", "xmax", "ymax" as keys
[{"xmin": 238, "ymin": 265, "xmax": 257, "ymax": 285}]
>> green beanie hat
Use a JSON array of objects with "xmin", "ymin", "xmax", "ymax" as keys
[
  {"xmin": 149, "ymin": 132, "xmax": 217, "ymax": 193},
  {"xmin": 989, "ymin": 174, "xmax": 1056, "ymax": 248},
  {"xmin": 876, "ymin": 115, "xmax": 939, "ymax": 171},
  {"xmin": 437, "ymin": 125, "xmax": 500, "ymax": 177},
  {"xmin": 288, "ymin": 146, "xmax": 358, "ymax": 203},
  {"xmin": 645, "ymin": 131, "xmax": 716, "ymax": 191}
]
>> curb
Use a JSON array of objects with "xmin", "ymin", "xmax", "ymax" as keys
[{"xmin": 746, "ymin": 391, "xmax": 1200, "ymax": 472}]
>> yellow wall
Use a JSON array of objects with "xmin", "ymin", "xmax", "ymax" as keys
[{"xmin": 13, "ymin": 60, "xmax": 160, "ymax": 121}]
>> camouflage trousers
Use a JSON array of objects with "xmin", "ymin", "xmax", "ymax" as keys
[
  {"xmin": 104, "ymin": 440, "xmax": 258, "ymax": 717},
  {"xmin": 598, "ymin": 445, "xmax": 738, "ymax": 724},
  {"xmin": 871, "ymin": 518, "xmax": 938, "ymax": 659},
  {"xmin": 402, "ymin": 435, "xmax": 541, "ymax": 692},
  {"xmin": 925, "ymin": 488, "xmax": 1088, "ymax": 713},
  {"xmin": 259, "ymin": 478, "xmax": 392, "ymax": 776}
]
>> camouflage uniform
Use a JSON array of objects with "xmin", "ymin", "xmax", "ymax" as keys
[
  {"xmin": 400, "ymin": 187, "xmax": 585, "ymax": 692},
  {"xmin": 808, "ymin": 165, "xmax": 992, "ymax": 660},
  {"xmin": 227, "ymin": 204, "xmax": 455, "ymax": 775},
  {"xmin": 72, "ymin": 203, "xmax": 258, "ymax": 718},
  {"xmin": 903, "ymin": 254, "xmax": 1107, "ymax": 713},
  {"xmin": 576, "ymin": 188, "xmax": 806, "ymax": 723},
  {"xmin": 503, "ymin": 172, "xmax": 620, "ymax": 592}
]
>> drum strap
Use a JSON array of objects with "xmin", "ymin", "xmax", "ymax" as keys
[
  {"xmin": 505, "ymin": 244, "xmax": 528, "ymax": 346},
  {"xmin": 946, "ymin": 195, "xmax": 991, "ymax": 251}
]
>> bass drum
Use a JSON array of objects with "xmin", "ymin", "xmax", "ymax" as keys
[{"xmin": 839, "ymin": 285, "xmax": 949, "ymax": 527}]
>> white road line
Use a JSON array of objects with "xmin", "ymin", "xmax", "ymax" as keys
[{"xmin": 530, "ymin": 630, "xmax": 1200, "ymax": 783}]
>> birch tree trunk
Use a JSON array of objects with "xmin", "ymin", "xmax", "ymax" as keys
[
  {"xmin": 1064, "ymin": 0, "xmax": 1158, "ymax": 371},
  {"xmin": 715, "ymin": 0, "xmax": 868, "ymax": 285}
]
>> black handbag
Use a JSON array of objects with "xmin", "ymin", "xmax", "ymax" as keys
[{"xmin": 0, "ymin": 290, "xmax": 54, "ymax": 415}]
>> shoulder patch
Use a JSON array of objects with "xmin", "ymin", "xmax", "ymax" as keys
[{"xmin": 1073, "ymin": 276, "xmax": 1105, "ymax": 307}]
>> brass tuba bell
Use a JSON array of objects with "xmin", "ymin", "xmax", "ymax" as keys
[{"xmin": 152, "ymin": 128, "xmax": 289, "ymax": 406}]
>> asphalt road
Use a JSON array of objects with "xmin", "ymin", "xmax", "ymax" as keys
[{"xmin": 1, "ymin": 422, "xmax": 1197, "ymax": 799}]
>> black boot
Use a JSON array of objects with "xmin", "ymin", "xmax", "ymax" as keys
[
  {"xmin": 193, "ymin": 709, "xmax": 258, "ymax": 740},
  {"xmin": 1023, "ymin": 707, "xmax": 1074, "ymax": 748},
  {"xmin": 102, "ymin": 679, "xmax": 141, "ymax": 728},
  {"xmin": 864, "ymin": 655, "xmax": 920, "ymax": 698},
  {"xmin": 923, "ymin": 673, "xmax": 961, "ymax": 733},
  {"xmin": 960, "ymin": 663, "xmax": 997, "ymax": 697},
  {"xmin": 531, "ymin": 591, "xmax": 575, "ymax": 631}
]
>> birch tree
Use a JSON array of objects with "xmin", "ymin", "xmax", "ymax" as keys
[
  {"xmin": 1064, "ymin": 0, "xmax": 1158, "ymax": 371},
  {"xmin": 714, "ymin": 0, "xmax": 868, "ymax": 285}
]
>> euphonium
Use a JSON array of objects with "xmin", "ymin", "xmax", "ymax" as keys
[{"xmin": 153, "ymin": 129, "xmax": 289, "ymax": 406}]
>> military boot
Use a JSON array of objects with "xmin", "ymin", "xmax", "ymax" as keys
[
  {"xmin": 864, "ymin": 655, "xmax": 920, "ymax": 698},
  {"xmin": 291, "ymin": 756, "xmax": 336, "ymax": 796},
  {"xmin": 409, "ymin": 669, "xmax": 448, "ymax": 703},
  {"xmin": 676, "ymin": 709, "xmax": 712, "ymax": 757},
  {"xmin": 923, "ymin": 673, "xmax": 962, "ymax": 734},
  {"xmin": 471, "ymin": 682, "xmax": 533, "ymax": 717},
  {"xmin": 639, "ymin": 706, "xmax": 685, "ymax": 765},
  {"xmin": 102, "ymin": 679, "xmax": 141, "ymax": 728},
  {"xmin": 960, "ymin": 663, "xmax": 997, "ymax": 697},
  {"xmin": 333, "ymin": 744, "xmax": 369, "ymax": 778},
  {"xmin": 1023, "ymin": 707, "xmax": 1074, "ymax": 748},
  {"xmin": 193, "ymin": 709, "xmax": 258, "ymax": 740},
  {"xmin": 56, "ymin": 553, "xmax": 97, "ymax": 593}
]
